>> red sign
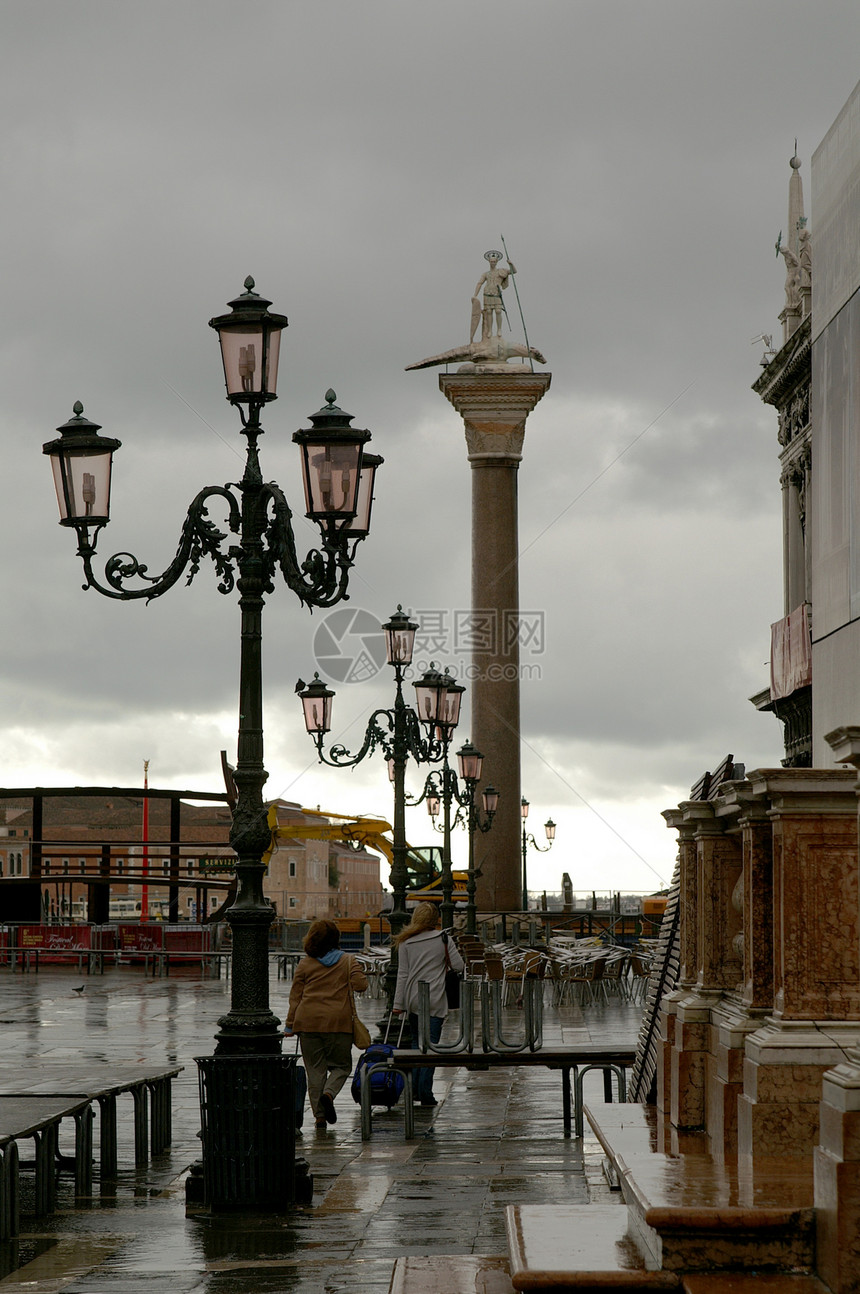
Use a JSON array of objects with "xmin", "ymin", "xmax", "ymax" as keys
[
  {"xmin": 20, "ymin": 925, "xmax": 91, "ymax": 951},
  {"xmin": 118, "ymin": 924, "xmax": 164, "ymax": 952}
]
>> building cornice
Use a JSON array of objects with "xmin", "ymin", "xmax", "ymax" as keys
[{"xmin": 752, "ymin": 314, "xmax": 811, "ymax": 409}]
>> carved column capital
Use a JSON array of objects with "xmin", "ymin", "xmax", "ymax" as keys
[{"xmin": 439, "ymin": 371, "xmax": 552, "ymax": 463}]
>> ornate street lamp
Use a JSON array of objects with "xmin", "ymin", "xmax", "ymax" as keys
[
  {"xmin": 44, "ymin": 278, "xmax": 381, "ymax": 1208},
  {"xmin": 417, "ymin": 738, "xmax": 498, "ymax": 934},
  {"xmin": 520, "ymin": 797, "xmax": 556, "ymax": 912},
  {"xmin": 298, "ymin": 614, "xmax": 456, "ymax": 1003},
  {"xmin": 409, "ymin": 662, "xmax": 463, "ymax": 934}
]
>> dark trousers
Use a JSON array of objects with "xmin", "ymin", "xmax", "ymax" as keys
[
  {"xmin": 408, "ymin": 1012, "xmax": 443, "ymax": 1101},
  {"xmin": 299, "ymin": 1031, "xmax": 353, "ymax": 1118}
]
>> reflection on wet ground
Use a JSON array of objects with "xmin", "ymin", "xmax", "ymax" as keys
[{"xmin": 0, "ymin": 966, "xmax": 641, "ymax": 1292}]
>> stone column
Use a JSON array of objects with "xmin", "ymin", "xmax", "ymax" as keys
[{"xmin": 439, "ymin": 371, "xmax": 551, "ymax": 912}]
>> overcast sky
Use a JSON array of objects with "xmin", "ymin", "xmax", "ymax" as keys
[{"xmin": 3, "ymin": 1, "xmax": 859, "ymax": 898}]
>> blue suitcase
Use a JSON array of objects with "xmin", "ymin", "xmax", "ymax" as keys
[{"xmin": 350, "ymin": 1017, "xmax": 405, "ymax": 1109}]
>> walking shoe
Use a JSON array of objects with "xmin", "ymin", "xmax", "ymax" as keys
[
  {"xmin": 315, "ymin": 1116, "xmax": 327, "ymax": 1130},
  {"xmin": 320, "ymin": 1091, "xmax": 337, "ymax": 1124},
  {"xmin": 419, "ymin": 1096, "xmax": 438, "ymax": 1107}
]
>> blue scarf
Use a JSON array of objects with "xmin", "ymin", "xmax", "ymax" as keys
[{"xmin": 318, "ymin": 949, "xmax": 344, "ymax": 966}]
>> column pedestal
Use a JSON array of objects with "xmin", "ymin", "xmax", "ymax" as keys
[
  {"xmin": 815, "ymin": 1050, "xmax": 860, "ymax": 1294},
  {"xmin": 670, "ymin": 989, "xmax": 723, "ymax": 1129},
  {"xmin": 706, "ymin": 999, "xmax": 767, "ymax": 1160},
  {"xmin": 740, "ymin": 1020, "xmax": 860, "ymax": 1170}
]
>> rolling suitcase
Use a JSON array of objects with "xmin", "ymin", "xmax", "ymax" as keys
[
  {"xmin": 350, "ymin": 1016, "xmax": 406, "ymax": 1109},
  {"xmin": 286, "ymin": 1033, "xmax": 307, "ymax": 1129}
]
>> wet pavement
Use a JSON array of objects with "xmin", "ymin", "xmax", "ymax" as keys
[{"xmin": 0, "ymin": 964, "xmax": 642, "ymax": 1292}]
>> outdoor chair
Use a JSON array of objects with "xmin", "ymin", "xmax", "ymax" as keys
[
  {"xmin": 629, "ymin": 954, "xmax": 651, "ymax": 1004},
  {"xmin": 600, "ymin": 952, "xmax": 631, "ymax": 1001},
  {"xmin": 559, "ymin": 952, "xmax": 608, "ymax": 1007},
  {"xmin": 501, "ymin": 948, "xmax": 546, "ymax": 1005}
]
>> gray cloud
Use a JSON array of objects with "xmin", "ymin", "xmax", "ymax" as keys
[{"xmin": 1, "ymin": 0, "xmax": 857, "ymax": 889}]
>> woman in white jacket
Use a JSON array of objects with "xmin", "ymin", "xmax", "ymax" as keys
[{"xmin": 392, "ymin": 902, "xmax": 464, "ymax": 1105}]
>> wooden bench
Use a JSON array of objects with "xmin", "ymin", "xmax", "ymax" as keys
[
  {"xmin": 0, "ymin": 1062, "xmax": 182, "ymax": 1176},
  {"xmin": 14, "ymin": 948, "xmax": 108, "ymax": 974},
  {"xmin": 0, "ymin": 1095, "xmax": 94, "ymax": 1240},
  {"xmin": 140, "ymin": 950, "xmax": 228, "ymax": 977},
  {"xmin": 360, "ymin": 1046, "xmax": 635, "ymax": 1142}
]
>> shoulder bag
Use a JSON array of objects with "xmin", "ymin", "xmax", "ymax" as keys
[{"xmin": 442, "ymin": 931, "xmax": 462, "ymax": 1009}]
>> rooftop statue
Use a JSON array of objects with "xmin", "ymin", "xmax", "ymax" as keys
[
  {"xmin": 406, "ymin": 245, "xmax": 547, "ymax": 373},
  {"xmin": 775, "ymin": 151, "xmax": 811, "ymax": 335},
  {"xmin": 778, "ymin": 241, "xmax": 802, "ymax": 311},
  {"xmin": 798, "ymin": 217, "xmax": 812, "ymax": 291}
]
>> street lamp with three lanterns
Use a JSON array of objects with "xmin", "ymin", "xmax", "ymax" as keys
[
  {"xmin": 297, "ymin": 608, "xmax": 465, "ymax": 1000},
  {"xmin": 419, "ymin": 739, "xmax": 499, "ymax": 934},
  {"xmin": 520, "ymin": 797, "xmax": 556, "ymax": 912},
  {"xmin": 44, "ymin": 278, "xmax": 382, "ymax": 1061}
]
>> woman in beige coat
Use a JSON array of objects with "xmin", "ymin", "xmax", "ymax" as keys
[{"xmin": 286, "ymin": 919, "xmax": 368, "ymax": 1129}]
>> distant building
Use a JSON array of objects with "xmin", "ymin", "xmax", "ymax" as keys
[
  {"xmin": 0, "ymin": 790, "xmax": 385, "ymax": 923},
  {"xmin": 266, "ymin": 800, "xmax": 385, "ymax": 921}
]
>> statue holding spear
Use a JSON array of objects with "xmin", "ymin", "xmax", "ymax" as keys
[
  {"xmin": 407, "ymin": 240, "xmax": 545, "ymax": 374},
  {"xmin": 471, "ymin": 249, "xmax": 516, "ymax": 341}
]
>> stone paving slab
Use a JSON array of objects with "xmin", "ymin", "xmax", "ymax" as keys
[{"xmin": 0, "ymin": 965, "xmax": 641, "ymax": 1293}]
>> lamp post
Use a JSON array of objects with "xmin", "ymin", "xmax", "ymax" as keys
[
  {"xmin": 458, "ymin": 743, "xmax": 499, "ymax": 936},
  {"xmin": 298, "ymin": 616, "xmax": 459, "ymax": 1002},
  {"xmin": 44, "ymin": 279, "xmax": 381, "ymax": 1208},
  {"xmin": 408, "ymin": 672, "xmax": 465, "ymax": 930},
  {"xmin": 420, "ymin": 740, "xmax": 498, "ymax": 934},
  {"xmin": 520, "ymin": 798, "xmax": 556, "ymax": 912}
]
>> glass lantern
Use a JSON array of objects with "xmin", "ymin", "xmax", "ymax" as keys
[
  {"xmin": 43, "ymin": 402, "xmax": 122, "ymax": 528},
  {"xmin": 208, "ymin": 277, "xmax": 288, "ymax": 405}
]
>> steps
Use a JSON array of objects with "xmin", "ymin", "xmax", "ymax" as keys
[
  {"xmin": 389, "ymin": 1253, "xmax": 514, "ymax": 1293},
  {"xmin": 585, "ymin": 1102, "xmax": 816, "ymax": 1276},
  {"xmin": 681, "ymin": 1277, "xmax": 830, "ymax": 1293},
  {"xmin": 389, "ymin": 1102, "xmax": 826, "ymax": 1293},
  {"xmin": 506, "ymin": 1203, "xmax": 680, "ymax": 1289}
]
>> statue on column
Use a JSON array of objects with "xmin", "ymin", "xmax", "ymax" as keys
[
  {"xmin": 407, "ymin": 247, "xmax": 547, "ymax": 373},
  {"xmin": 471, "ymin": 250, "xmax": 516, "ymax": 341}
]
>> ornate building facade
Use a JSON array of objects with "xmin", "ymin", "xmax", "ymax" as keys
[{"xmin": 751, "ymin": 154, "xmax": 813, "ymax": 765}]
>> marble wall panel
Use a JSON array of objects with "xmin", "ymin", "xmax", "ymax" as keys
[
  {"xmin": 697, "ymin": 828, "xmax": 743, "ymax": 993},
  {"xmin": 772, "ymin": 815, "xmax": 860, "ymax": 1019}
]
